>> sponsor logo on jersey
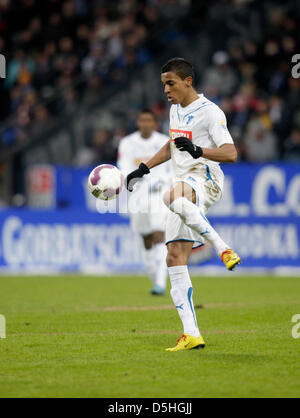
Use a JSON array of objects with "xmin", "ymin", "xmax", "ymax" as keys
[
  {"xmin": 169, "ymin": 129, "xmax": 192, "ymax": 142},
  {"xmin": 220, "ymin": 120, "xmax": 227, "ymax": 131}
]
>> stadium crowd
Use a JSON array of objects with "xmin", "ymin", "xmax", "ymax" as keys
[
  {"xmin": 0, "ymin": 0, "xmax": 172, "ymax": 145},
  {"xmin": 0, "ymin": 0, "xmax": 300, "ymax": 162}
]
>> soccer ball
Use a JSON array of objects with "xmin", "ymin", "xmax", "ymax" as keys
[{"xmin": 88, "ymin": 164, "xmax": 124, "ymax": 200}]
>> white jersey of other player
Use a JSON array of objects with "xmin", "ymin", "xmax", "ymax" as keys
[
  {"xmin": 118, "ymin": 130, "xmax": 172, "ymax": 191},
  {"xmin": 169, "ymin": 94, "xmax": 234, "ymax": 192},
  {"xmin": 118, "ymin": 130, "xmax": 172, "ymax": 236}
]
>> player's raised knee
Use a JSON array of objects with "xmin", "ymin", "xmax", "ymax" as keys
[
  {"xmin": 166, "ymin": 252, "xmax": 178, "ymax": 267},
  {"xmin": 166, "ymin": 244, "xmax": 182, "ymax": 267},
  {"xmin": 163, "ymin": 185, "xmax": 185, "ymax": 208}
]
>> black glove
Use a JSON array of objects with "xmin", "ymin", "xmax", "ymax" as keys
[
  {"xmin": 126, "ymin": 162, "xmax": 150, "ymax": 192},
  {"xmin": 175, "ymin": 136, "xmax": 203, "ymax": 159}
]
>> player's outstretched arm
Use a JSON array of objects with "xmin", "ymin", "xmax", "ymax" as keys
[
  {"xmin": 126, "ymin": 141, "xmax": 171, "ymax": 191},
  {"xmin": 145, "ymin": 141, "xmax": 171, "ymax": 169},
  {"xmin": 201, "ymin": 144, "xmax": 238, "ymax": 163},
  {"xmin": 174, "ymin": 137, "xmax": 237, "ymax": 163}
]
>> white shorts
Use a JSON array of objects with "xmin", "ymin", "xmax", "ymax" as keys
[
  {"xmin": 165, "ymin": 170, "xmax": 222, "ymax": 249},
  {"xmin": 130, "ymin": 190, "xmax": 168, "ymax": 236}
]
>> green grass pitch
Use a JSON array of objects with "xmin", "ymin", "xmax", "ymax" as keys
[{"xmin": 0, "ymin": 274, "xmax": 300, "ymax": 398}]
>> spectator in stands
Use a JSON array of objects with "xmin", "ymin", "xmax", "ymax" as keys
[
  {"xmin": 284, "ymin": 128, "xmax": 300, "ymax": 162},
  {"xmin": 73, "ymin": 143, "xmax": 94, "ymax": 167},
  {"xmin": 244, "ymin": 99, "xmax": 279, "ymax": 163},
  {"xmin": 92, "ymin": 129, "xmax": 117, "ymax": 163},
  {"xmin": 30, "ymin": 104, "xmax": 52, "ymax": 137},
  {"xmin": 201, "ymin": 51, "xmax": 238, "ymax": 98},
  {"xmin": 0, "ymin": 0, "xmax": 300, "ymax": 170},
  {"xmin": 73, "ymin": 128, "xmax": 118, "ymax": 167},
  {"xmin": 5, "ymin": 49, "xmax": 35, "ymax": 89}
]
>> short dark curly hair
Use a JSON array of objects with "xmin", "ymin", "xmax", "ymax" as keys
[
  {"xmin": 161, "ymin": 57, "xmax": 195, "ymax": 81},
  {"xmin": 139, "ymin": 108, "xmax": 156, "ymax": 120}
]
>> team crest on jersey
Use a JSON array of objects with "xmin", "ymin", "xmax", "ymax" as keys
[
  {"xmin": 169, "ymin": 129, "xmax": 192, "ymax": 142},
  {"xmin": 186, "ymin": 115, "xmax": 194, "ymax": 125}
]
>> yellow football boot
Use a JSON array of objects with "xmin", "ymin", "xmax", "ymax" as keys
[
  {"xmin": 166, "ymin": 333, "xmax": 205, "ymax": 352},
  {"xmin": 221, "ymin": 249, "xmax": 241, "ymax": 271}
]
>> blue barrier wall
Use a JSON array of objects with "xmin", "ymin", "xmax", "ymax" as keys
[
  {"xmin": 0, "ymin": 210, "xmax": 299, "ymax": 272},
  {"xmin": 0, "ymin": 163, "xmax": 299, "ymax": 273},
  {"xmin": 55, "ymin": 163, "xmax": 300, "ymax": 216},
  {"xmin": 0, "ymin": 210, "xmax": 142, "ymax": 273}
]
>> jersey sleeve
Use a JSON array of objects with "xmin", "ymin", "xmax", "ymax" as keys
[
  {"xmin": 161, "ymin": 134, "xmax": 170, "ymax": 146},
  {"xmin": 206, "ymin": 105, "xmax": 234, "ymax": 147}
]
